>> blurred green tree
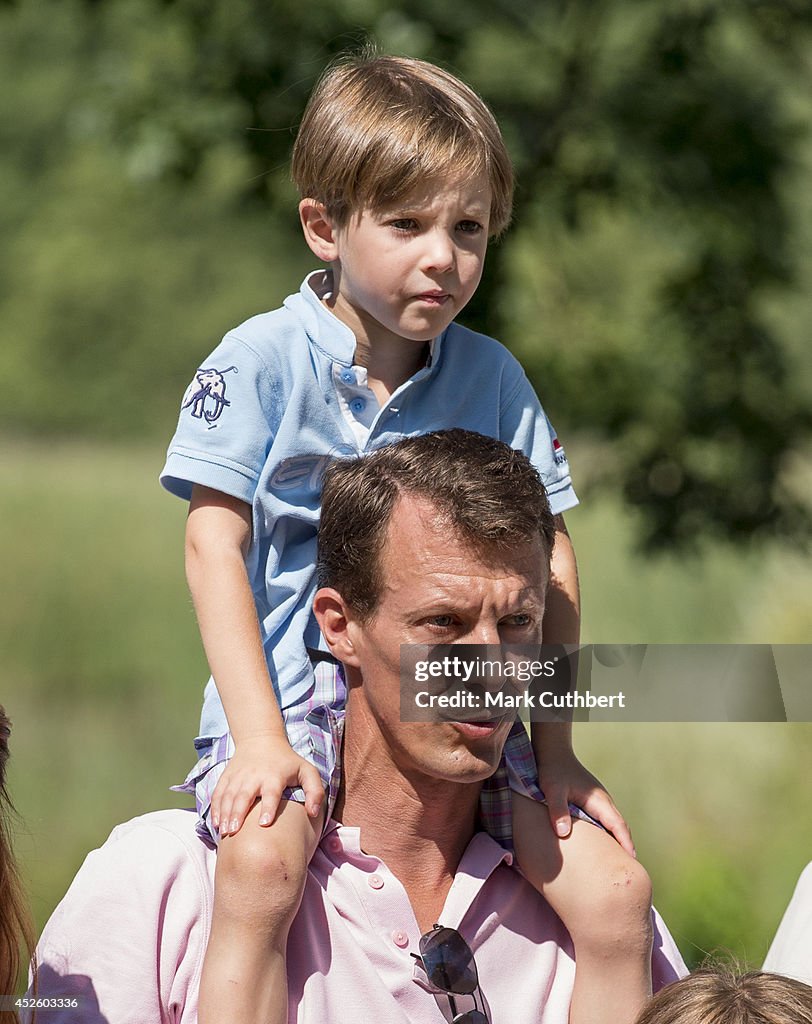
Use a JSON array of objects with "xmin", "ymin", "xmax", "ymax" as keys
[{"xmin": 1, "ymin": 0, "xmax": 810, "ymax": 546}]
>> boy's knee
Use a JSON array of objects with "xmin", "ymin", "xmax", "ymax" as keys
[
  {"xmin": 577, "ymin": 854, "xmax": 654, "ymax": 955},
  {"xmin": 217, "ymin": 827, "xmax": 310, "ymax": 924}
]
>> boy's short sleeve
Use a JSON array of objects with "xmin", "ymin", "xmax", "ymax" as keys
[
  {"xmin": 500, "ymin": 372, "xmax": 578, "ymax": 516},
  {"xmin": 160, "ymin": 333, "xmax": 279, "ymax": 505}
]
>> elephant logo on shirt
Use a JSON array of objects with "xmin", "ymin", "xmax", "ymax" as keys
[{"xmin": 182, "ymin": 366, "xmax": 238, "ymax": 424}]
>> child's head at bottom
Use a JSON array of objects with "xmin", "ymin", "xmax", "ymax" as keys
[
  {"xmin": 291, "ymin": 50, "xmax": 514, "ymax": 237},
  {"xmin": 635, "ymin": 968, "xmax": 812, "ymax": 1024}
]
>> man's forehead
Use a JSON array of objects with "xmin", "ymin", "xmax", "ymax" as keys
[{"xmin": 381, "ymin": 493, "xmax": 546, "ymax": 590}]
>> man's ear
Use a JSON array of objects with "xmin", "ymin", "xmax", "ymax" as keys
[
  {"xmin": 299, "ymin": 199, "xmax": 340, "ymax": 262},
  {"xmin": 313, "ymin": 587, "xmax": 361, "ymax": 667}
]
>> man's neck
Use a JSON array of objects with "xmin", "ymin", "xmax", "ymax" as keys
[{"xmin": 334, "ymin": 712, "xmax": 481, "ymax": 932}]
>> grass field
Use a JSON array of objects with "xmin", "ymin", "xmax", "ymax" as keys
[{"xmin": 2, "ymin": 438, "xmax": 811, "ymax": 973}]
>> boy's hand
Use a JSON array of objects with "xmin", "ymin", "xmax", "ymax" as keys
[
  {"xmin": 211, "ymin": 734, "xmax": 324, "ymax": 837},
  {"xmin": 538, "ymin": 748, "xmax": 636, "ymax": 858}
]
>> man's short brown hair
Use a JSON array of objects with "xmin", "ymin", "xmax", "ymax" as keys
[
  {"xmin": 317, "ymin": 430, "xmax": 555, "ymax": 619},
  {"xmin": 291, "ymin": 52, "xmax": 513, "ymax": 236}
]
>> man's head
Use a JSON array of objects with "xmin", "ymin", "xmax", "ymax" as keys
[
  {"xmin": 291, "ymin": 52, "xmax": 513, "ymax": 237},
  {"xmin": 314, "ymin": 430, "xmax": 555, "ymax": 787}
]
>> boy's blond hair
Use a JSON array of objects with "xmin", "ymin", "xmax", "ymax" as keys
[
  {"xmin": 291, "ymin": 52, "xmax": 513, "ymax": 236},
  {"xmin": 635, "ymin": 969, "xmax": 812, "ymax": 1024}
]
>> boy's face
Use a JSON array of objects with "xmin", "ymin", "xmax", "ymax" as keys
[{"xmin": 307, "ymin": 172, "xmax": 491, "ymax": 349}]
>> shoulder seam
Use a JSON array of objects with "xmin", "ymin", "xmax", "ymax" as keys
[{"xmin": 220, "ymin": 331, "xmax": 283, "ymax": 425}]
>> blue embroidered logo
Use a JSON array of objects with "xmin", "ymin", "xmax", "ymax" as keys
[{"xmin": 182, "ymin": 366, "xmax": 238, "ymax": 425}]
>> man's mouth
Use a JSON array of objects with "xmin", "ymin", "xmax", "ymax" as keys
[{"xmin": 450, "ymin": 719, "xmax": 506, "ymax": 739}]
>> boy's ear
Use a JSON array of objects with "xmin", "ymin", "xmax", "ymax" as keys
[
  {"xmin": 299, "ymin": 199, "xmax": 340, "ymax": 262},
  {"xmin": 313, "ymin": 587, "xmax": 361, "ymax": 668}
]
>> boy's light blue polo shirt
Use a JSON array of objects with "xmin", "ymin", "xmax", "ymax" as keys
[{"xmin": 161, "ymin": 271, "xmax": 577, "ymax": 741}]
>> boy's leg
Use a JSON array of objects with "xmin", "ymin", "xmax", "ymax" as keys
[
  {"xmin": 198, "ymin": 798, "xmax": 324, "ymax": 1024},
  {"xmin": 512, "ymin": 793, "xmax": 653, "ymax": 1024}
]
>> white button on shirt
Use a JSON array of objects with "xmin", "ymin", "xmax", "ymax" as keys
[{"xmin": 332, "ymin": 363, "xmax": 379, "ymax": 447}]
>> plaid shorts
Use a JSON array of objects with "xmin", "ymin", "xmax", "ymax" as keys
[{"xmin": 175, "ymin": 657, "xmax": 591, "ymax": 849}]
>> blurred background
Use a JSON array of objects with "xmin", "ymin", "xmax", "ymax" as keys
[{"xmin": 3, "ymin": 0, "xmax": 812, "ymax": 979}]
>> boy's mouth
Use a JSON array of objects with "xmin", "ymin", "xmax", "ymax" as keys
[{"xmin": 415, "ymin": 291, "xmax": 451, "ymax": 305}]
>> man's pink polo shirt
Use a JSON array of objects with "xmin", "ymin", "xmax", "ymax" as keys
[{"xmin": 32, "ymin": 809, "xmax": 686, "ymax": 1023}]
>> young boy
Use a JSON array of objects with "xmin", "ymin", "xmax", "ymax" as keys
[{"xmin": 162, "ymin": 53, "xmax": 653, "ymax": 1024}]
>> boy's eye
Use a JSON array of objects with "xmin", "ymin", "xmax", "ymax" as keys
[
  {"xmin": 457, "ymin": 220, "xmax": 484, "ymax": 235},
  {"xmin": 389, "ymin": 218, "xmax": 419, "ymax": 232}
]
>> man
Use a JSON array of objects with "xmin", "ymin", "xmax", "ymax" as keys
[{"xmin": 32, "ymin": 430, "xmax": 685, "ymax": 1022}]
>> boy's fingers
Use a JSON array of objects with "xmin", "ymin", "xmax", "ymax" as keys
[
  {"xmin": 218, "ymin": 787, "xmax": 247, "ymax": 836},
  {"xmin": 299, "ymin": 763, "xmax": 325, "ymax": 818},
  {"xmin": 582, "ymin": 794, "xmax": 636, "ymax": 857},
  {"xmin": 211, "ymin": 768, "xmax": 244, "ymax": 833},
  {"xmin": 210, "ymin": 777, "xmax": 229, "ymax": 830},
  {"xmin": 258, "ymin": 786, "xmax": 283, "ymax": 827},
  {"xmin": 545, "ymin": 789, "xmax": 572, "ymax": 838},
  {"xmin": 224, "ymin": 792, "xmax": 254, "ymax": 836},
  {"xmin": 210, "ymin": 790, "xmax": 222, "ymax": 830},
  {"xmin": 216, "ymin": 796, "xmax": 233, "ymax": 835},
  {"xmin": 608, "ymin": 816, "xmax": 636, "ymax": 858}
]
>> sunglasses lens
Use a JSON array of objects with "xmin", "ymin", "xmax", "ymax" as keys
[
  {"xmin": 420, "ymin": 927, "xmax": 479, "ymax": 995},
  {"xmin": 452, "ymin": 1013, "xmax": 488, "ymax": 1024}
]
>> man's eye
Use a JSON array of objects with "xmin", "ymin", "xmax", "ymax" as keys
[
  {"xmin": 505, "ymin": 614, "xmax": 532, "ymax": 628},
  {"xmin": 429, "ymin": 615, "xmax": 455, "ymax": 627},
  {"xmin": 457, "ymin": 220, "xmax": 483, "ymax": 235}
]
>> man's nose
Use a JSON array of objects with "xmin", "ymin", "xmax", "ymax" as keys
[{"xmin": 468, "ymin": 621, "xmax": 500, "ymax": 646}]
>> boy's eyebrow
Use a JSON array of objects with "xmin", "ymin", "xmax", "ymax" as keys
[{"xmin": 375, "ymin": 197, "xmax": 491, "ymax": 218}]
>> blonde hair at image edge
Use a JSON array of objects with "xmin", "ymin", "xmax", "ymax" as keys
[
  {"xmin": 635, "ymin": 968, "xmax": 812, "ymax": 1024},
  {"xmin": 291, "ymin": 51, "xmax": 514, "ymax": 236}
]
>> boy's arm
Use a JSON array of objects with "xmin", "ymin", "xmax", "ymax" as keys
[
  {"xmin": 185, "ymin": 484, "xmax": 323, "ymax": 833},
  {"xmin": 532, "ymin": 516, "xmax": 635, "ymax": 855}
]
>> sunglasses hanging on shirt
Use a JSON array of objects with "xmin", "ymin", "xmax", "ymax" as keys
[{"xmin": 413, "ymin": 924, "xmax": 490, "ymax": 1024}]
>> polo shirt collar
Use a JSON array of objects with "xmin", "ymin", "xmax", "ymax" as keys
[
  {"xmin": 321, "ymin": 815, "xmax": 513, "ymax": 930},
  {"xmin": 283, "ymin": 269, "xmax": 357, "ymax": 365},
  {"xmin": 438, "ymin": 832, "xmax": 513, "ymax": 931}
]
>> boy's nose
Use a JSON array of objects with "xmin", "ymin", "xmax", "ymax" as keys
[{"xmin": 422, "ymin": 232, "xmax": 456, "ymax": 273}]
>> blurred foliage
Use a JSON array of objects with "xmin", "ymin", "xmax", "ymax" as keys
[{"xmin": 1, "ymin": 0, "xmax": 811, "ymax": 547}]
